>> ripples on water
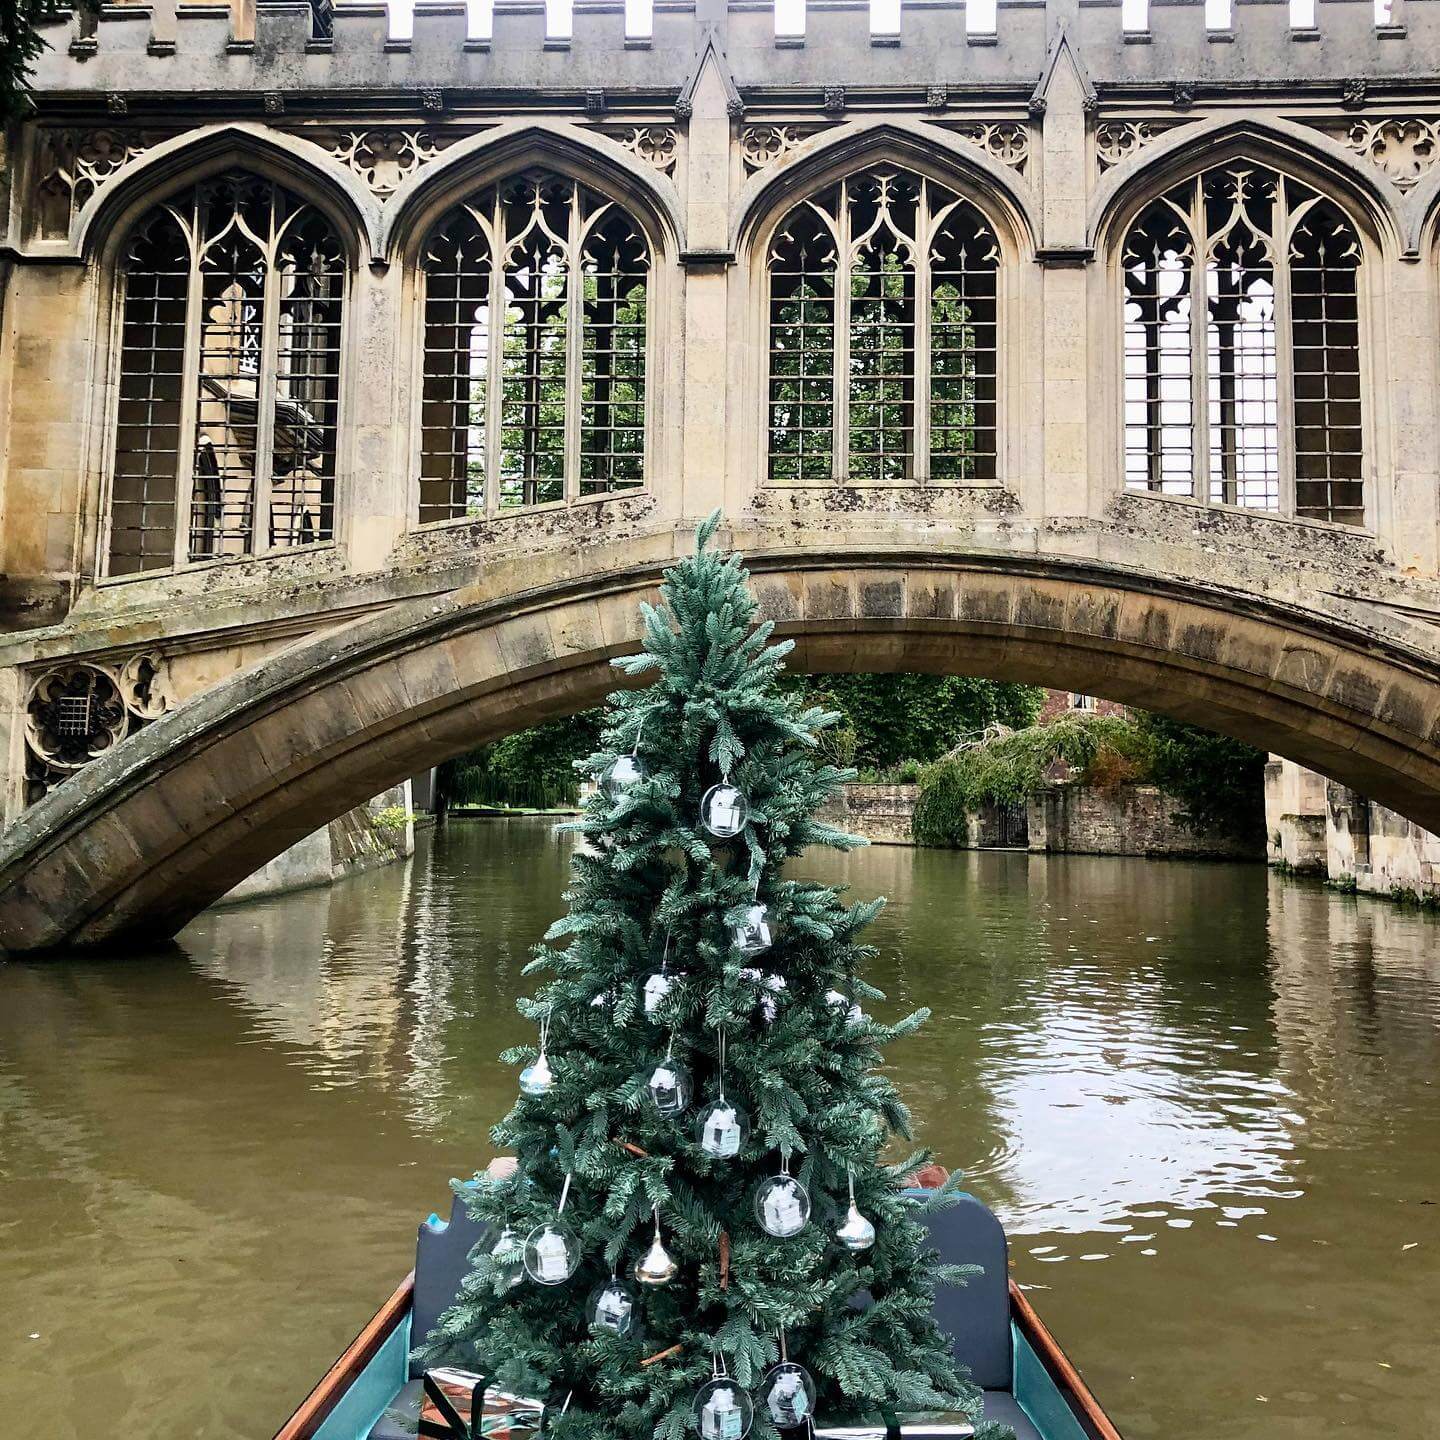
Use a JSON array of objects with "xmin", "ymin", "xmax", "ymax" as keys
[{"xmin": 1, "ymin": 819, "xmax": 1438, "ymax": 1439}]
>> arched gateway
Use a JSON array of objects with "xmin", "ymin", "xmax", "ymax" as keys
[{"xmin": 2, "ymin": 529, "xmax": 1438, "ymax": 953}]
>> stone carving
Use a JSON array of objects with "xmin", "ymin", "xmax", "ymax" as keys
[
  {"xmin": 25, "ymin": 655, "xmax": 174, "ymax": 803},
  {"xmin": 265, "ymin": 91, "xmax": 285, "ymax": 115},
  {"xmin": 926, "ymin": 85, "xmax": 948, "ymax": 112},
  {"xmin": 1342, "ymin": 78, "xmax": 1367, "ymax": 111},
  {"xmin": 726, "ymin": 96, "xmax": 746, "ymax": 121},
  {"xmin": 823, "ymin": 87, "xmax": 846, "ymax": 116},
  {"xmin": 1343, "ymin": 117, "xmax": 1440, "ymax": 190},
  {"xmin": 673, "ymin": 96, "xmax": 693, "ymax": 122},
  {"xmin": 740, "ymin": 124, "xmax": 817, "ymax": 172},
  {"xmin": 329, "ymin": 129, "xmax": 443, "ymax": 195},
  {"xmin": 1095, "ymin": 119, "xmax": 1170, "ymax": 171},
  {"xmin": 1026, "ymin": 95, "xmax": 1047, "ymax": 119},
  {"xmin": 585, "ymin": 88, "xmax": 607, "ymax": 115},
  {"xmin": 951, "ymin": 121, "xmax": 1030, "ymax": 176},
  {"xmin": 610, "ymin": 125, "xmax": 678, "ymax": 173},
  {"xmin": 107, "ymin": 92, "xmax": 128, "ymax": 116},
  {"xmin": 420, "ymin": 88, "xmax": 445, "ymax": 113},
  {"xmin": 34, "ymin": 128, "xmax": 151, "ymax": 239},
  {"xmin": 1172, "ymin": 81, "xmax": 1195, "ymax": 111}
]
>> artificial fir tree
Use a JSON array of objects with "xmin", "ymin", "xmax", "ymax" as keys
[{"xmin": 423, "ymin": 514, "xmax": 1010, "ymax": 1440}]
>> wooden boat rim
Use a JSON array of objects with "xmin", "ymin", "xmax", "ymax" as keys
[
  {"xmin": 273, "ymin": 1270, "xmax": 415, "ymax": 1440},
  {"xmin": 274, "ymin": 1272, "xmax": 1120, "ymax": 1440}
]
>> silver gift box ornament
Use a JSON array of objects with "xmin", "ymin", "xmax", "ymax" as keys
[
  {"xmin": 767, "ymin": 1371, "xmax": 810, "ymax": 1427},
  {"xmin": 763, "ymin": 1182, "xmax": 805, "ymax": 1236},
  {"xmin": 595, "ymin": 1285, "xmax": 633, "ymax": 1331},
  {"xmin": 703, "ymin": 1105, "xmax": 742, "ymax": 1158},
  {"xmin": 534, "ymin": 1228, "xmax": 571, "ymax": 1282}
]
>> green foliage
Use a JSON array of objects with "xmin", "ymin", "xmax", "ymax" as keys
[
  {"xmin": 913, "ymin": 713, "xmax": 1144, "ymax": 847},
  {"xmin": 912, "ymin": 709, "xmax": 1266, "ymax": 847},
  {"xmin": 423, "ymin": 515, "xmax": 993, "ymax": 1439},
  {"xmin": 1130, "ymin": 710, "xmax": 1266, "ymax": 841},
  {"xmin": 441, "ymin": 711, "xmax": 605, "ymax": 811},
  {"xmin": 1, "ymin": 0, "xmax": 91, "ymax": 121},
  {"xmin": 370, "ymin": 805, "xmax": 414, "ymax": 833},
  {"xmin": 781, "ymin": 674, "xmax": 1044, "ymax": 773}
]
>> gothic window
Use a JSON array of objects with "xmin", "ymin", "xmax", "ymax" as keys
[
  {"xmin": 109, "ymin": 172, "xmax": 346, "ymax": 575},
  {"xmin": 766, "ymin": 166, "xmax": 999, "ymax": 484},
  {"xmin": 1122, "ymin": 165, "xmax": 1364, "ymax": 527},
  {"xmin": 417, "ymin": 172, "xmax": 650, "ymax": 524}
]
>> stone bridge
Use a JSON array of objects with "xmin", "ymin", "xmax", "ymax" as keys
[{"xmin": 5, "ymin": 0, "xmax": 1440, "ymax": 950}]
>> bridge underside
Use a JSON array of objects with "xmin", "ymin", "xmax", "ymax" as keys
[{"xmin": 2, "ymin": 549, "xmax": 1438, "ymax": 954}]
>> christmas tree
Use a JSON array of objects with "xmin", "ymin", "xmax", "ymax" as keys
[{"xmin": 423, "ymin": 513, "xmax": 1009, "ymax": 1440}]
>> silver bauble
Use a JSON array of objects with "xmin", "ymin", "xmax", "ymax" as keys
[
  {"xmin": 522, "ymin": 1219, "xmax": 581, "ymax": 1285},
  {"xmin": 587, "ymin": 1277, "xmax": 638, "ymax": 1336},
  {"xmin": 835, "ymin": 1199, "xmax": 877, "ymax": 1252},
  {"xmin": 518, "ymin": 1052, "xmax": 554, "ymax": 1097},
  {"xmin": 731, "ymin": 903, "xmax": 773, "ymax": 957},
  {"xmin": 634, "ymin": 1228, "xmax": 679, "ymax": 1287}
]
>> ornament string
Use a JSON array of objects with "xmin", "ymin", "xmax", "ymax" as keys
[{"xmin": 556, "ymin": 1170, "xmax": 572, "ymax": 1216}]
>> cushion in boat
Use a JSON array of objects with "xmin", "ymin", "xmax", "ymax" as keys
[{"xmin": 920, "ymin": 1193, "xmax": 1012, "ymax": 1392}]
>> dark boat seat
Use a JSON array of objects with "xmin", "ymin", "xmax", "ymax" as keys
[{"xmin": 369, "ymin": 1189, "xmax": 1037, "ymax": 1440}]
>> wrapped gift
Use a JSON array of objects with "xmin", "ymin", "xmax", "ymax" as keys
[
  {"xmin": 699, "ymin": 1383, "xmax": 746, "ymax": 1440},
  {"xmin": 419, "ymin": 1369, "xmax": 546, "ymax": 1440}
]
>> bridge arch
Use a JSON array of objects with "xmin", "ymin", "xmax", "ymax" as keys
[{"xmin": 2, "ymin": 537, "xmax": 1439, "ymax": 954}]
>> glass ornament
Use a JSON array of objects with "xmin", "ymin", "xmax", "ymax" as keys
[
  {"xmin": 700, "ymin": 783, "xmax": 750, "ymax": 839},
  {"xmin": 760, "ymin": 1363, "xmax": 817, "ymax": 1430},
  {"xmin": 825, "ymin": 990, "xmax": 865, "ymax": 1027},
  {"xmin": 523, "ymin": 1219, "xmax": 581, "ymax": 1285},
  {"xmin": 695, "ymin": 1098, "xmax": 751, "ymax": 1159},
  {"xmin": 731, "ymin": 903, "xmax": 773, "ymax": 957},
  {"xmin": 518, "ymin": 1052, "xmax": 554, "ymax": 1098},
  {"xmin": 634, "ymin": 1214, "xmax": 679, "ymax": 1287},
  {"xmin": 692, "ymin": 1378, "xmax": 754, "ymax": 1440},
  {"xmin": 490, "ymin": 1226, "xmax": 525, "ymax": 1291},
  {"xmin": 643, "ymin": 970, "xmax": 678, "ymax": 1018},
  {"xmin": 755, "ymin": 1174, "xmax": 811, "ymax": 1238},
  {"xmin": 647, "ymin": 1056, "xmax": 693, "ymax": 1116},
  {"xmin": 836, "ymin": 1200, "xmax": 877, "ymax": 1252},
  {"xmin": 587, "ymin": 1277, "xmax": 638, "ymax": 1337},
  {"xmin": 604, "ymin": 753, "xmax": 649, "ymax": 802}
]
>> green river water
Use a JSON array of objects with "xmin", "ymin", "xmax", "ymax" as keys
[{"xmin": 1, "ymin": 817, "xmax": 1438, "ymax": 1439}]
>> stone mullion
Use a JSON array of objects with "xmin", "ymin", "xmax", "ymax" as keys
[
  {"xmin": 913, "ymin": 181, "xmax": 933, "ymax": 486},
  {"xmin": 251, "ymin": 218, "xmax": 284, "ymax": 554},
  {"xmin": 833, "ymin": 178, "xmax": 852, "ymax": 485},
  {"xmin": 484, "ymin": 195, "xmax": 506, "ymax": 519},
  {"xmin": 1188, "ymin": 183, "xmax": 1212, "ymax": 508},
  {"xmin": 563, "ymin": 184, "xmax": 584, "ymax": 505},
  {"xmin": 1273, "ymin": 184, "xmax": 1298, "ymax": 521},
  {"xmin": 172, "ymin": 203, "xmax": 206, "ymax": 570}
]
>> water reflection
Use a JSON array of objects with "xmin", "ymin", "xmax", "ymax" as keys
[{"xmin": 2, "ymin": 820, "xmax": 1439, "ymax": 1439}]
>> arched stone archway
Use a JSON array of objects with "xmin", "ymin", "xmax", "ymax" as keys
[{"xmin": 3, "ymin": 541, "xmax": 1439, "ymax": 955}]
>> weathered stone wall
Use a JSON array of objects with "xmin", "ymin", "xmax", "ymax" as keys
[
  {"xmin": 220, "ymin": 780, "xmax": 415, "ymax": 904},
  {"xmin": 1265, "ymin": 756, "xmax": 1440, "ymax": 901},
  {"xmin": 1028, "ymin": 782, "xmax": 1261, "ymax": 860},
  {"xmin": 819, "ymin": 783, "xmax": 920, "ymax": 845}
]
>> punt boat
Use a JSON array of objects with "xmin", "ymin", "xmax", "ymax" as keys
[{"xmin": 274, "ymin": 1190, "xmax": 1122, "ymax": 1440}]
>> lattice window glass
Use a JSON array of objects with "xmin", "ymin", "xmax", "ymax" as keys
[
  {"xmin": 418, "ymin": 172, "xmax": 650, "ymax": 522},
  {"xmin": 766, "ymin": 166, "xmax": 999, "ymax": 484},
  {"xmin": 1121, "ymin": 165, "xmax": 1365, "ymax": 527},
  {"xmin": 109, "ymin": 172, "xmax": 346, "ymax": 574}
]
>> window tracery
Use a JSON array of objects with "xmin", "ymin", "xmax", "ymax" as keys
[
  {"xmin": 1122, "ymin": 164, "xmax": 1364, "ymax": 527},
  {"xmin": 766, "ymin": 166, "xmax": 999, "ymax": 485},
  {"xmin": 109, "ymin": 172, "xmax": 345, "ymax": 575},
  {"xmin": 417, "ymin": 171, "xmax": 649, "ymax": 524}
]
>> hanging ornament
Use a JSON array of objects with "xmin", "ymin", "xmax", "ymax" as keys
[
  {"xmin": 634, "ymin": 1208, "xmax": 679, "ymax": 1287},
  {"xmin": 587, "ymin": 1274, "xmax": 638, "ymax": 1337},
  {"xmin": 835, "ymin": 1171, "xmax": 876, "ymax": 1253},
  {"xmin": 731, "ymin": 902, "xmax": 772, "ymax": 957},
  {"xmin": 647, "ymin": 1037, "xmax": 693, "ymax": 1117},
  {"xmin": 691, "ymin": 1354, "xmax": 754, "ymax": 1440},
  {"xmin": 759, "ymin": 1337, "xmax": 816, "ymax": 1431},
  {"xmin": 490, "ymin": 1226, "xmax": 525, "ymax": 1292},
  {"xmin": 755, "ymin": 1153, "xmax": 811, "ymax": 1238},
  {"xmin": 519, "ymin": 1014, "xmax": 554, "ymax": 1098},
  {"xmin": 603, "ymin": 753, "xmax": 650, "ymax": 803},
  {"xmin": 696, "ymin": 1030, "xmax": 751, "ymax": 1159},
  {"xmin": 824, "ymin": 990, "xmax": 865, "ymax": 1027},
  {"xmin": 644, "ymin": 933, "xmax": 680, "ymax": 1019},
  {"xmin": 603, "ymin": 715, "xmax": 651, "ymax": 802},
  {"xmin": 700, "ymin": 777, "xmax": 750, "ymax": 840},
  {"xmin": 523, "ymin": 1173, "xmax": 582, "ymax": 1285}
]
